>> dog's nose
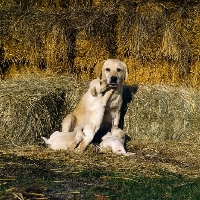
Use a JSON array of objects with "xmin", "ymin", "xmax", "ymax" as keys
[{"xmin": 110, "ymin": 76, "xmax": 118, "ymax": 83}]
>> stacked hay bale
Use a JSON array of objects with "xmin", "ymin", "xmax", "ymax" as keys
[
  {"xmin": 0, "ymin": 76, "xmax": 200, "ymax": 145},
  {"xmin": 0, "ymin": 0, "xmax": 200, "ymax": 85},
  {"xmin": 0, "ymin": 75, "xmax": 88, "ymax": 145},
  {"xmin": 123, "ymin": 84, "xmax": 200, "ymax": 142},
  {"xmin": 0, "ymin": 8, "xmax": 76, "ymax": 77}
]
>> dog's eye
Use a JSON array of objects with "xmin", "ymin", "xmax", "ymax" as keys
[
  {"xmin": 117, "ymin": 68, "xmax": 122, "ymax": 72},
  {"xmin": 106, "ymin": 68, "xmax": 111, "ymax": 72}
]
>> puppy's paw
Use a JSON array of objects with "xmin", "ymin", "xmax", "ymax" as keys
[
  {"xmin": 73, "ymin": 148, "xmax": 84, "ymax": 154},
  {"xmin": 125, "ymin": 152, "xmax": 136, "ymax": 156}
]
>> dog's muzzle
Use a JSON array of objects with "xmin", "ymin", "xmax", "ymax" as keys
[{"xmin": 108, "ymin": 76, "xmax": 118, "ymax": 87}]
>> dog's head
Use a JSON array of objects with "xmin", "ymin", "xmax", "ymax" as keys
[{"xmin": 94, "ymin": 59, "xmax": 128, "ymax": 88}]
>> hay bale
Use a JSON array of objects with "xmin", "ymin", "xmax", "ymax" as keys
[
  {"xmin": 123, "ymin": 84, "xmax": 200, "ymax": 142},
  {"xmin": 117, "ymin": 1, "xmax": 197, "ymax": 84},
  {"xmin": 0, "ymin": 75, "xmax": 88, "ymax": 145},
  {"xmin": 73, "ymin": 9, "xmax": 118, "ymax": 79},
  {"xmin": 0, "ymin": 75, "xmax": 200, "ymax": 145},
  {"xmin": 0, "ymin": 8, "xmax": 76, "ymax": 77},
  {"xmin": 0, "ymin": 0, "xmax": 200, "ymax": 84}
]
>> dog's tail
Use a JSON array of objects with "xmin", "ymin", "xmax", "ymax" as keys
[{"xmin": 41, "ymin": 136, "xmax": 49, "ymax": 144}]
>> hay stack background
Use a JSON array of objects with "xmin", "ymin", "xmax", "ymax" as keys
[
  {"xmin": 0, "ymin": 0, "xmax": 200, "ymax": 146},
  {"xmin": 0, "ymin": 75, "xmax": 200, "ymax": 145},
  {"xmin": 0, "ymin": 0, "xmax": 199, "ymax": 85},
  {"xmin": 123, "ymin": 85, "xmax": 200, "ymax": 143}
]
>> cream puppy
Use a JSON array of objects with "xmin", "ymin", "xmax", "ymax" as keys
[
  {"xmin": 41, "ymin": 127, "xmax": 83, "ymax": 150},
  {"xmin": 99, "ymin": 126, "xmax": 134, "ymax": 156},
  {"xmin": 73, "ymin": 78, "xmax": 114, "ymax": 152},
  {"xmin": 99, "ymin": 131, "xmax": 126, "ymax": 155}
]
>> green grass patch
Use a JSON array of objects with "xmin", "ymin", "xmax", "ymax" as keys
[
  {"xmin": 1, "ymin": 152, "xmax": 200, "ymax": 200},
  {"xmin": 79, "ymin": 168, "xmax": 200, "ymax": 200}
]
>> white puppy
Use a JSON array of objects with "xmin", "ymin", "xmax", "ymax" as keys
[
  {"xmin": 99, "ymin": 126, "xmax": 134, "ymax": 156},
  {"xmin": 41, "ymin": 127, "xmax": 83, "ymax": 150},
  {"xmin": 99, "ymin": 132, "xmax": 126, "ymax": 155}
]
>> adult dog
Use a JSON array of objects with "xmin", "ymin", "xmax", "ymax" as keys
[{"xmin": 62, "ymin": 59, "xmax": 128, "ymax": 151}]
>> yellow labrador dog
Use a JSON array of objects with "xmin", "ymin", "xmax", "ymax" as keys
[{"xmin": 62, "ymin": 59, "xmax": 128, "ymax": 152}]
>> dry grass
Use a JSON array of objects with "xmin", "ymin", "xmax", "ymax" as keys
[{"xmin": 0, "ymin": 139, "xmax": 199, "ymax": 179}]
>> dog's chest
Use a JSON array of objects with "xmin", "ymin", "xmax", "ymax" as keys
[{"xmin": 106, "ymin": 94, "xmax": 122, "ymax": 110}]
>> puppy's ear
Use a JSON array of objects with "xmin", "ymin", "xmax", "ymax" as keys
[
  {"xmin": 94, "ymin": 60, "xmax": 105, "ymax": 79},
  {"xmin": 90, "ymin": 87, "xmax": 97, "ymax": 96}
]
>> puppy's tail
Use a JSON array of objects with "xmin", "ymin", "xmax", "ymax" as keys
[{"xmin": 41, "ymin": 136, "xmax": 49, "ymax": 144}]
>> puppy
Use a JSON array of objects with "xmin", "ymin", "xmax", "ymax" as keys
[
  {"xmin": 99, "ymin": 126, "xmax": 134, "ymax": 156},
  {"xmin": 62, "ymin": 59, "xmax": 128, "ymax": 151},
  {"xmin": 70, "ymin": 78, "xmax": 114, "ymax": 152},
  {"xmin": 99, "ymin": 131, "xmax": 126, "ymax": 155},
  {"xmin": 41, "ymin": 127, "xmax": 83, "ymax": 150}
]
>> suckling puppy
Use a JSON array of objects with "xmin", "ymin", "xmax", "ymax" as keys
[
  {"xmin": 41, "ymin": 127, "xmax": 83, "ymax": 150},
  {"xmin": 99, "ymin": 131, "xmax": 126, "ymax": 155},
  {"xmin": 99, "ymin": 127, "xmax": 134, "ymax": 156}
]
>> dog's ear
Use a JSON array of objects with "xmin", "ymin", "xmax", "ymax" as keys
[
  {"xmin": 94, "ymin": 60, "xmax": 105, "ymax": 79},
  {"xmin": 122, "ymin": 62, "xmax": 129, "ymax": 81}
]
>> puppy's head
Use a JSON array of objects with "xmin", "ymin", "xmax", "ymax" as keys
[
  {"xmin": 111, "ymin": 126, "xmax": 125, "ymax": 139},
  {"xmin": 102, "ymin": 132, "xmax": 112, "ymax": 140},
  {"xmin": 94, "ymin": 59, "xmax": 128, "ymax": 88}
]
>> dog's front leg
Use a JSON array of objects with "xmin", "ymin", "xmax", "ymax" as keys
[{"xmin": 112, "ymin": 109, "xmax": 121, "ymax": 127}]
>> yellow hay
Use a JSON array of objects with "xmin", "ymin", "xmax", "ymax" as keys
[{"xmin": 0, "ymin": 1, "xmax": 200, "ymax": 86}]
